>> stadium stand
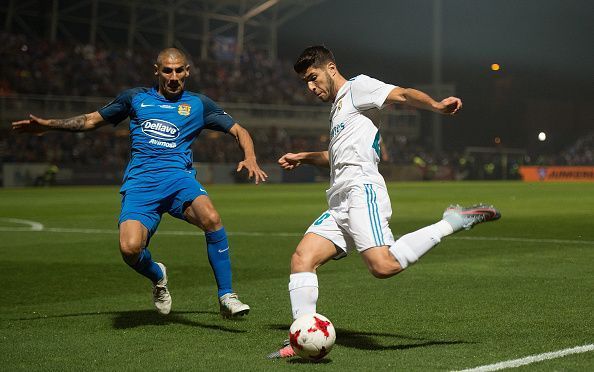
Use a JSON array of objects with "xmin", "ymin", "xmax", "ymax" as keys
[
  {"xmin": 0, "ymin": 32, "xmax": 318, "ymax": 105},
  {"xmin": 2, "ymin": 31, "xmax": 591, "ymax": 185}
]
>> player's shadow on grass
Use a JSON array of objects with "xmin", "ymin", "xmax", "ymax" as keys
[
  {"xmin": 335, "ymin": 328, "xmax": 471, "ymax": 351},
  {"xmin": 287, "ymin": 358, "xmax": 333, "ymax": 365},
  {"xmin": 112, "ymin": 310, "xmax": 246, "ymax": 333},
  {"xmin": 16, "ymin": 310, "xmax": 246, "ymax": 333},
  {"xmin": 269, "ymin": 324, "xmax": 471, "ymax": 351}
]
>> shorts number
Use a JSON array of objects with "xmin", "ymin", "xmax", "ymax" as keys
[{"xmin": 314, "ymin": 212, "xmax": 331, "ymax": 226}]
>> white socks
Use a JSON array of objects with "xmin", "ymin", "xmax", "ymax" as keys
[
  {"xmin": 434, "ymin": 220, "xmax": 455, "ymax": 236},
  {"xmin": 389, "ymin": 220, "xmax": 453, "ymax": 269},
  {"xmin": 288, "ymin": 272, "xmax": 318, "ymax": 320}
]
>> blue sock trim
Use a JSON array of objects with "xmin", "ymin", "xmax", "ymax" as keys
[
  {"xmin": 205, "ymin": 227, "xmax": 227, "ymax": 244},
  {"xmin": 128, "ymin": 248, "xmax": 163, "ymax": 284},
  {"xmin": 205, "ymin": 227, "xmax": 233, "ymax": 297}
]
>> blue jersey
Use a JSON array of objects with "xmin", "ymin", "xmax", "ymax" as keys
[{"xmin": 98, "ymin": 87, "xmax": 235, "ymax": 192}]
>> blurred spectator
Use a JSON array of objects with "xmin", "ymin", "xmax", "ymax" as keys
[
  {"xmin": 2, "ymin": 32, "xmax": 591, "ymax": 180},
  {"xmin": 3, "ymin": 127, "xmax": 592, "ymax": 180},
  {"xmin": 558, "ymin": 132, "xmax": 594, "ymax": 165},
  {"xmin": 0, "ymin": 126, "xmax": 327, "ymax": 167},
  {"xmin": 0, "ymin": 32, "xmax": 319, "ymax": 105}
]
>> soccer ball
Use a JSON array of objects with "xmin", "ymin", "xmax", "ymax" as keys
[{"xmin": 289, "ymin": 313, "xmax": 336, "ymax": 361}]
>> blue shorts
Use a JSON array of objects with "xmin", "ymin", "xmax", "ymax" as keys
[{"xmin": 119, "ymin": 174, "xmax": 208, "ymax": 238}]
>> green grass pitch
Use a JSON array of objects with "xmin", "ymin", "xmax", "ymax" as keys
[{"xmin": 1, "ymin": 181, "xmax": 593, "ymax": 371}]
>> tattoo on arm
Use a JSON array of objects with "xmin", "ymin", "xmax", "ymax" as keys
[{"xmin": 48, "ymin": 115, "xmax": 87, "ymax": 131}]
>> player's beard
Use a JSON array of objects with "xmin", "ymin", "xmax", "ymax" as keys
[
  {"xmin": 167, "ymin": 80, "xmax": 182, "ymax": 93},
  {"xmin": 324, "ymin": 71, "xmax": 336, "ymax": 102},
  {"xmin": 162, "ymin": 80, "xmax": 184, "ymax": 99},
  {"xmin": 324, "ymin": 71, "xmax": 337, "ymax": 102}
]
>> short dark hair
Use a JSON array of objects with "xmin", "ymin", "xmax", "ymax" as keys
[
  {"xmin": 156, "ymin": 47, "xmax": 188, "ymax": 66},
  {"xmin": 293, "ymin": 45, "xmax": 335, "ymax": 74}
]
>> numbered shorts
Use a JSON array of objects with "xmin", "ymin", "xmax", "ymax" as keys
[
  {"xmin": 305, "ymin": 183, "xmax": 395, "ymax": 255},
  {"xmin": 119, "ymin": 174, "xmax": 208, "ymax": 239}
]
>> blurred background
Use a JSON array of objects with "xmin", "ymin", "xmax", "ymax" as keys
[{"xmin": 1, "ymin": 0, "xmax": 592, "ymax": 186}]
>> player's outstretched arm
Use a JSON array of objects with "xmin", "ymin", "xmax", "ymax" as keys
[
  {"xmin": 11, "ymin": 112, "xmax": 109, "ymax": 135},
  {"xmin": 386, "ymin": 87, "xmax": 462, "ymax": 115},
  {"xmin": 278, "ymin": 151, "xmax": 330, "ymax": 170},
  {"xmin": 228, "ymin": 123, "xmax": 268, "ymax": 184}
]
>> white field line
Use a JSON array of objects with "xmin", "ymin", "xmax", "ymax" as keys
[
  {"xmin": 1, "ymin": 218, "xmax": 44, "ymax": 231},
  {"xmin": 0, "ymin": 218, "xmax": 593, "ymax": 245},
  {"xmin": 0, "ymin": 226, "xmax": 302, "ymax": 237},
  {"xmin": 454, "ymin": 343, "xmax": 594, "ymax": 372},
  {"xmin": 447, "ymin": 235, "xmax": 594, "ymax": 245}
]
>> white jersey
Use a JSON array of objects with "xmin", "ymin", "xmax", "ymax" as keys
[{"xmin": 326, "ymin": 74, "xmax": 396, "ymax": 201}]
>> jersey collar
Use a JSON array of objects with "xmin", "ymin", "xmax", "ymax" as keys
[
  {"xmin": 332, "ymin": 80, "xmax": 350, "ymax": 108},
  {"xmin": 151, "ymin": 86, "xmax": 185, "ymax": 102}
]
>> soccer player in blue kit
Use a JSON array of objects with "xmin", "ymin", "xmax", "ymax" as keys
[{"xmin": 12, "ymin": 48, "xmax": 268, "ymax": 317}]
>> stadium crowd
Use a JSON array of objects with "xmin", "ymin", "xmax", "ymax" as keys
[
  {"xmin": 0, "ymin": 32, "xmax": 317, "ymax": 105},
  {"xmin": 2, "ymin": 32, "xmax": 592, "ymax": 182},
  {"xmin": 5, "ymin": 125, "xmax": 592, "ymax": 181},
  {"xmin": 0, "ymin": 124, "xmax": 327, "ymax": 169},
  {"xmin": 556, "ymin": 132, "xmax": 594, "ymax": 166}
]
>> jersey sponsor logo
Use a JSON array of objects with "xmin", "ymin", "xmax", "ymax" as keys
[
  {"xmin": 148, "ymin": 138, "xmax": 177, "ymax": 148},
  {"xmin": 330, "ymin": 122, "xmax": 345, "ymax": 140},
  {"xmin": 178, "ymin": 103, "xmax": 191, "ymax": 116},
  {"xmin": 159, "ymin": 104, "xmax": 175, "ymax": 109},
  {"xmin": 141, "ymin": 119, "xmax": 180, "ymax": 141}
]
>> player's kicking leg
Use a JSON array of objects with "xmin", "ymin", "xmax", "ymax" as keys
[
  {"xmin": 267, "ymin": 232, "xmax": 338, "ymax": 359},
  {"xmin": 360, "ymin": 203, "xmax": 501, "ymax": 277},
  {"xmin": 387, "ymin": 203, "xmax": 500, "ymax": 270},
  {"xmin": 119, "ymin": 220, "xmax": 172, "ymax": 315},
  {"xmin": 183, "ymin": 194, "xmax": 250, "ymax": 318}
]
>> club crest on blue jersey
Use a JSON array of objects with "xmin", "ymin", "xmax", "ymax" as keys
[
  {"xmin": 178, "ymin": 103, "xmax": 191, "ymax": 116},
  {"xmin": 141, "ymin": 119, "xmax": 180, "ymax": 141}
]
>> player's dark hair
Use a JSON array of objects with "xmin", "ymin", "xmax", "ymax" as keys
[
  {"xmin": 293, "ymin": 45, "xmax": 335, "ymax": 74},
  {"xmin": 156, "ymin": 47, "xmax": 188, "ymax": 66}
]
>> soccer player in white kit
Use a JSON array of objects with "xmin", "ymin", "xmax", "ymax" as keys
[{"xmin": 267, "ymin": 46, "xmax": 501, "ymax": 359}]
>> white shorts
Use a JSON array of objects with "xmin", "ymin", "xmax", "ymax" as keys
[{"xmin": 305, "ymin": 183, "xmax": 395, "ymax": 256}]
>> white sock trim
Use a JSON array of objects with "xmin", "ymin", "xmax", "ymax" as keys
[
  {"xmin": 389, "ymin": 240, "xmax": 413, "ymax": 269},
  {"xmin": 434, "ymin": 220, "xmax": 454, "ymax": 237},
  {"xmin": 288, "ymin": 272, "xmax": 318, "ymax": 291}
]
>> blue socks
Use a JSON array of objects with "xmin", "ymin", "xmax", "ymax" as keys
[
  {"xmin": 205, "ymin": 227, "xmax": 233, "ymax": 297},
  {"xmin": 126, "ymin": 229, "xmax": 233, "ymax": 296},
  {"xmin": 127, "ymin": 248, "xmax": 163, "ymax": 284}
]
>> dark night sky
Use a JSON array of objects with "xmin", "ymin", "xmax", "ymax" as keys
[{"xmin": 277, "ymin": 0, "xmax": 594, "ymax": 151}]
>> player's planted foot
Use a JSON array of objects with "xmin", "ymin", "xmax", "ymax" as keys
[
  {"xmin": 443, "ymin": 203, "xmax": 501, "ymax": 231},
  {"xmin": 266, "ymin": 339, "xmax": 296, "ymax": 359},
  {"xmin": 219, "ymin": 293, "xmax": 250, "ymax": 318},
  {"xmin": 153, "ymin": 262, "xmax": 172, "ymax": 315}
]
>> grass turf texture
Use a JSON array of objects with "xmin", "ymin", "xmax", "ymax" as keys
[{"xmin": 0, "ymin": 181, "xmax": 592, "ymax": 371}]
